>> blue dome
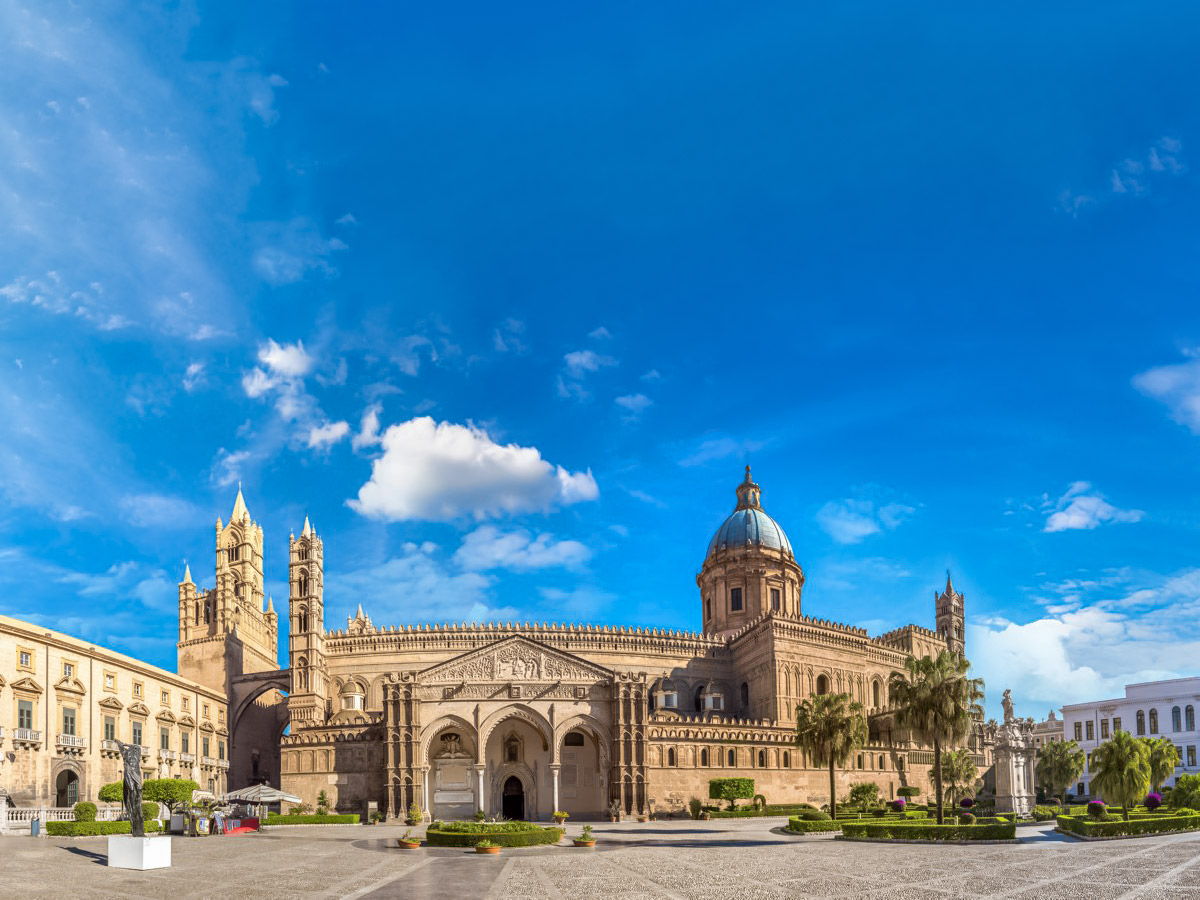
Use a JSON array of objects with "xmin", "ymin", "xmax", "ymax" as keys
[{"xmin": 706, "ymin": 467, "xmax": 793, "ymax": 559}]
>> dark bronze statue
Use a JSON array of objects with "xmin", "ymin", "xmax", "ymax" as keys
[{"xmin": 116, "ymin": 741, "xmax": 144, "ymax": 837}]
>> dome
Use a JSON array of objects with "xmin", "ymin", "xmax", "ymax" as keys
[{"xmin": 706, "ymin": 467, "xmax": 793, "ymax": 559}]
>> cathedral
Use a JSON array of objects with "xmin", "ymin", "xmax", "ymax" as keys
[{"xmin": 177, "ymin": 468, "xmax": 989, "ymax": 820}]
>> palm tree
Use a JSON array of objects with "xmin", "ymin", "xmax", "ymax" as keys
[
  {"xmin": 888, "ymin": 650, "xmax": 985, "ymax": 824},
  {"xmin": 1036, "ymin": 739, "xmax": 1085, "ymax": 808},
  {"xmin": 932, "ymin": 748, "xmax": 978, "ymax": 806},
  {"xmin": 794, "ymin": 692, "xmax": 868, "ymax": 820},
  {"xmin": 1142, "ymin": 737, "xmax": 1181, "ymax": 794},
  {"xmin": 1091, "ymin": 730, "xmax": 1150, "ymax": 821}
]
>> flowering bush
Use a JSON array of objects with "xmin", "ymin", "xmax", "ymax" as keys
[
  {"xmin": 959, "ymin": 797, "xmax": 975, "ymax": 809},
  {"xmin": 1087, "ymin": 800, "xmax": 1107, "ymax": 819},
  {"xmin": 959, "ymin": 812, "xmax": 976, "ymax": 824},
  {"xmin": 891, "ymin": 799, "xmax": 906, "ymax": 812},
  {"xmin": 1145, "ymin": 792, "xmax": 1163, "ymax": 811}
]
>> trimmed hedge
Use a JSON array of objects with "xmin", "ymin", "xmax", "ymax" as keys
[
  {"xmin": 786, "ymin": 816, "xmax": 842, "ymax": 833},
  {"xmin": 1056, "ymin": 812, "xmax": 1200, "ymax": 838},
  {"xmin": 840, "ymin": 820, "xmax": 1016, "ymax": 841},
  {"xmin": 425, "ymin": 822, "xmax": 563, "ymax": 848},
  {"xmin": 72, "ymin": 801, "xmax": 97, "ymax": 823},
  {"xmin": 46, "ymin": 820, "xmax": 163, "ymax": 837},
  {"xmin": 264, "ymin": 813, "xmax": 359, "ymax": 826}
]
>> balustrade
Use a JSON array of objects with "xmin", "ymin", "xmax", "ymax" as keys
[{"xmin": 13, "ymin": 728, "xmax": 41, "ymax": 745}]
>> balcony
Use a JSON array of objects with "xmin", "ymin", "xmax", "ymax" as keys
[
  {"xmin": 139, "ymin": 744, "xmax": 151, "ymax": 758},
  {"xmin": 201, "ymin": 755, "xmax": 218, "ymax": 768},
  {"xmin": 216, "ymin": 758, "xmax": 230, "ymax": 770},
  {"xmin": 101, "ymin": 739, "xmax": 121, "ymax": 757},
  {"xmin": 13, "ymin": 728, "xmax": 42, "ymax": 746},
  {"xmin": 56, "ymin": 733, "xmax": 86, "ymax": 751},
  {"xmin": 159, "ymin": 749, "xmax": 177, "ymax": 762},
  {"xmin": 179, "ymin": 752, "xmax": 196, "ymax": 765}
]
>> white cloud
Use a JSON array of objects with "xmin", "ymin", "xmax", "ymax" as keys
[
  {"xmin": 183, "ymin": 361, "xmax": 205, "ymax": 392},
  {"xmin": 118, "ymin": 493, "xmax": 198, "ymax": 529},
  {"xmin": 640, "ymin": 369, "xmax": 662, "ymax": 381},
  {"xmin": 678, "ymin": 436, "xmax": 766, "ymax": 467},
  {"xmin": 252, "ymin": 219, "xmax": 346, "ymax": 286},
  {"xmin": 335, "ymin": 213, "xmax": 357, "ymax": 226},
  {"xmin": 212, "ymin": 448, "xmax": 252, "ymax": 487},
  {"xmin": 564, "ymin": 350, "xmax": 617, "ymax": 377},
  {"xmin": 615, "ymin": 393, "xmax": 653, "ymax": 421},
  {"xmin": 1060, "ymin": 136, "xmax": 1186, "ymax": 217},
  {"xmin": 453, "ymin": 526, "xmax": 591, "ymax": 572},
  {"xmin": 493, "ymin": 318, "xmax": 527, "ymax": 354},
  {"xmin": 588, "ymin": 326, "xmax": 612, "ymax": 340},
  {"xmin": 391, "ymin": 335, "xmax": 435, "ymax": 376},
  {"xmin": 352, "ymin": 403, "xmax": 383, "ymax": 450},
  {"xmin": 1043, "ymin": 482, "xmax": 1143, "ymax": 532},
  {"xmin": 1133, "ymin": 354, "xmax": 1200, "ymax": 433},
  {"xmin": 816, "ymin": 498, "xmax": 915, "ymax": 544},
  {"xmin": 258, "ymin": 338, "xmax": 313, "ymax": 377},
  {"xmin": 307, "ymin": 420, "xmax": 350, "ymax": 450},
  {"xmin": 349, "ymin": 416, "xmax": 599, "ymax": 521}
]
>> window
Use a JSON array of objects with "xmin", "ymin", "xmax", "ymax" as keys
[
  {"xmin": 202, "ymin": 703, "xmax": 210, "ymax": 719},
  {"xmin": 727, "ymin": 749, "xmax": 735, "ymax": 766},
  {"xmin": 730, "ymin": 587, "xmax": 743, "ymax": 612},
  {"xmin": 817, "ymin": 674, "xmax": 830, "ymax": 696},
  {"xmin": 1101, "ymin": 719, "xmax": 1109, "ymax": 739},
  {"xmin": 1174, "ymin": 707, "xmax": 1183, "ymax": 732},
  {"xmin": 182, "ymin": 697, "xmax": 189, "ymax": 712},
  {"xmin": 879, "ymin": 754, "xmax": 886, "ymax": 769},
  {"xmin": 857, "ymin": 753, "xmax": 864, "ymax": 769},
  {"xmin": 208, "ymin": 778, "xmax": 215, "ymax": 793},
  {"xmin": 872, "ymin": 680, "xmax": 882, "ymax": 708},
  {"xmin": 218, "ymin": 740, "xmax": 225, "ymax": 761},
  {"xmin": 1086, "ymin": 721, "xmax": 1094, "ymax": 741},
  {"xmin": 160, "ymin": 727, "xmax": 170, "ymax": 750},
  {"xmin": 770, "ymin": 588, "xmax": 781, "ymax": 612},
  {"xmin": 701, "ymin": 748, "xmax": 709, "ymax": 766},
  {"xmin": 104, "ymin": 673, "xmax": 115, "ymax": 691},
  {"xmin": 1189, "ymin": 707, "xmax": 1196, "ymax": 731},
  {"xmin": 564, "ymin": 732, "xmax": 585, "ymax": 747},
  {"xmin": 1136, "ymin": 711, "xmax": 1145, "ymax": 736},
  {"xmin": 783, "ymin": 751, "xmax": 790, "ymax": 768},
  {"xmin": 203, "ymin": 736, "xmax": 211, "ymax": 757},
  {"xmin": 1077, "ymin": 782, "xmax": 1085, "ymax": 796},
  {"xmin": 1190, "ymin": 746, "xmax": 1196, "ymax": 768},
  {"xmin": 1150, "ymin": 709, "xmax": 1159, "ymax": 734},
  {"xmin": 757, "ymin": 750, "xmax": 766, "ymax": 768},
  {"xmin": 704, "ymin": 598, "xmax": 712, "ymax": 620},
  {"xmin": 694, "ymin": 685, "xmax": 706, "ymax": 712},
  {"xmin": 104, "ymin": 716, "xmax": 115, "ymax": 741},
  {"xmin": 17, "ymin": 648, "xmax": 33, "ymax": 672},
  {"xmin": 667, "ymin": 748, "xmax": 676, "ymax": 766},
  {"xmin": 18, "ymin": 700, "xmax": 33, "ymax": 730},
  {"xmin": 181, "ymin": 733, "xmax": 190, "ymax": 754},
  {"xmin": 133, "ymin": 682, "xmax": 143, "ymax": 698},
  {"xmin": 132, "ymin": 721, "xmax": 143, "ymax": 746},
  {"xmin": 62, "ymin": 707, "xmax": 76, "ymax": 736},
  {"xmin": 218, "ymin": 709, "xmax": 225, "ymax": 724},
  {"xmin": 705, "ymin": 692, "xmax": 724, "ymax": 711},
  {"xmin": 63, "ymin": 662, "xmax": 73, "ymax": 678},
  {"xmin": 162, "ymin": 690, "xmax": 170, "ymax": 706},
  {"xmin": 228, "ymin": 545, "xmax": 240, "ymax": 562},
  {"xmin": 299, "ymin": 573, "xmax": 309, "ymax": 595},
  {"xmin": 740, "ymin": 683, "xmax": 749, "ymax": 708},
  {"xmin": 1114, "ymin": 716, "xmax": 1122, "ymax": 733},
  {"xmin": 1074, "ymin": 721, "xmax": 1082, "ymax": 740},
  {"xmin": 505, "ymin": 737, "xmax": 519, "ymax": 763}
]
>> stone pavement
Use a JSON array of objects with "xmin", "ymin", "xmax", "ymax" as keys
[{"xmin": 4, "ymin": 818, "xmax": 1200, "ymax": 899}]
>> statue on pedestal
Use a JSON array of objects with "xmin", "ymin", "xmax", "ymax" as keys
[
  {"xmin": 993, "ymin": 689, "xmax": 1037, "ymax": 818},
  {"xmin": 116, "ymin": 741, "xmax": 145, "ymax": 837}
]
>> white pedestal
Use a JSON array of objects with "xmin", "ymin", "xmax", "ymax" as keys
[{"xmin": 107, "ymin": 835, "xmax": 172, "ymax": 870}]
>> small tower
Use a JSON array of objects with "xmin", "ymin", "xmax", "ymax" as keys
[
  {"xmin": 935, "ymin": 571, "xmax": 966, "ymax": 656},
  {"xmin": 288, "ymin": 516, "xmax": 326, "ymax": 727}
]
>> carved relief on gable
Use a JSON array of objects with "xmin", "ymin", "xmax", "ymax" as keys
[{"xmin": 420, "ymin": 637, "xmax": 610, "ymax": 685}]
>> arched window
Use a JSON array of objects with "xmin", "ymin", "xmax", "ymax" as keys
[
  {"xmin": 299, "ymin": 573, "xmax": 309, "ymax": 596},
  {"xmin": 704, "ymin": 597, "xmax": 712, "ymax": 620},
  {"xmin": 299, "ymin": 547, "xmax": 309, "ymax": 561},
  {"xmin": 1137, "ymin": 710, "xmax": 1146, "ymax": 735},
  {"xmin": 1174, "ymin": 707, "xmax": 1183, "ymax": 732},
  {"xmin": 1150, "ymin": 709, "xmax": 1159, "ymax": 734},
  {"xmin": 727, "ymin": 749, "xmax": 735, "ymax": 766},
  {"xmin": 1188, "ymin": 706, "xmax": 1196, "ymax": 731},
  {"xmin": 783, "ymin": 751, "xmax": 790, "ymax": 768},
  {"xmin": 505, "ymin": 736, "xmax": 520, "ymax": 763},
  {"xmin": 194, "ymin": 601, "xmax": 200, "ymax": 625},
  {"xmin": 856, "ymin": 753, "xmax": 863, "ymax": 769},
  {"xmin": 816, "ymin": 674, "xmax": 830, "ymax": 695},
  {"xmin": 234, "ymin": 581, "xmax": 245, "ymax": 600},
  {"xmin": 757, "ymin": 750, "xmax": 766, "ymax": 767},
  {"xmin": 879, "ymin": 754, "xmax": 885, "ymax": 769},
  {"xmin": 298, "ymin": 605, "xmax": 308, "ymax": 632},
  {"xmin": 667, "ymin": 748, "xmax": 676, "ymax": 767},
  {"xmin": 694, "ymin": 685, "xmax": 706, "ymax": 712},
  {"xmin": 564, "ymin": 731, "xmax": 585, "ymax": 747},
  {"xmin": 296, "ymin": 657, "xmax": 308, "ymax": 692},
  {"xmin": 740, "ymin": 683, "xmax": 749, "ymax": 709},
  {"xmin": 701, "ymin": 748, "xmax": 709, "ymax": 766},
  {"xmin": 872, "ymin": 680, "xmax": 881, "ymax": 708}
]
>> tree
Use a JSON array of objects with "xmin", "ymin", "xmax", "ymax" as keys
[
  {"xmin": 888, "ymin": 650, "xmax": 985, "ymax": 825},
  {"xmin": 708, "ymin": 778, "xmax": 755, "ymax": 810},
  {"xmin": 1091, "ymin": 729, "xmax": 1151, "ymax": 821},
  {"xmin": 794, "ymin": 692, "xmax": 868, "ymax": 820},
  {"xmin": 145, "ymin": 779, "xmax": 200, "ymax": 812},
  {"xmin": 1169, "ymin": 773, "xmax": 1200, "ymax": 810},
  {"xmin": 848, "ymin": 782, "xmax": 880, "ymax": 813},
  {"xmin": 98, "ymin": 782, "xmax": 122, "ymax": 803},
  {"xmin": 1142, "ymin": 737, "xmax": 1181, "ymax": 794},
  {"xmin": 1037, "ymin": 740, "xmax": 1085, "ymax": 808},
  {"xmin": 932, "ymin": 749, "xmax": 978, "ymax": 805}
]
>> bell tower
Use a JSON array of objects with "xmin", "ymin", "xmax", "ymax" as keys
[
  {"xmin": 288, "ymin": 517, "xmax": 327, "ymax": 727},
  {"xmin": 935, "ymin": 571, "xmax": 966, "ymax": 656}
]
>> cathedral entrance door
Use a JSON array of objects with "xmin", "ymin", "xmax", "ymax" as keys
[{"xmin": 502, "ymin": 776, "xmax": 524, "ymax": 820}]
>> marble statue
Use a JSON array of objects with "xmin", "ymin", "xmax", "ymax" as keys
[
  {"xmin": 994, "ymin": 688, "xmax": 1037, "ymax": 818},
  {"xmin": 116, "ymin": 741, "xmax": 145, "ymax": 837}
]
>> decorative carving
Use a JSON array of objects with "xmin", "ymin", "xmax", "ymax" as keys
[{"xmin": 419, "ymin": 636, "xmax": 611, "ymax": 684}]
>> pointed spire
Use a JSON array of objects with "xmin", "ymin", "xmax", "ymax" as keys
[
  {"xmin": 231, "ymin": 484, "xmax": 249, "ymax": 522},
  {"xmin": 266, "ymin": 595, "xmax": 275, "ymax": 614},
  {"xmin": 356, "ymin": 602, "xmax": 364, "ymax": 619},
  {"xmin": 182, "ymin": 562, "xmax": 193, "ymax": 585},
  {"xmin": 945, "ymin": 570, "xmax": 955, "ymax": 596},
  {"xmin": 301, "ymin": 515, "xmax": 311, "ymax": 537}
]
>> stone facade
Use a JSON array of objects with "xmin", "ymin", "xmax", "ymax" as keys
[
  {"xmin": 0, "ymin": 615, "xmax": 228, "ymax": 808},
  {"xmin": 272, "ymin": 469, "xmax": 991, "ymax": 819}
]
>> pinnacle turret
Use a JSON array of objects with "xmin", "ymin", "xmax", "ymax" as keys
[{"xmin": 231, "ymin": 485, "xmax": 250, "ymax": 522}]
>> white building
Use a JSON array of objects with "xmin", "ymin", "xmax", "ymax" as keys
[{"xmin": 1062, "ymin": 677, "xmax": 1200, "ymax": 798}]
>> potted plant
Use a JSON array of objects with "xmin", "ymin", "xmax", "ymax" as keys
[
  {"xmin": 573, "ymin": 825, "xmax": 596, "ymax": 848},
  {"xmin": 608, "ymin": 799, "xmax": 622, "ymax": 823},
  {"xmin": 398, "ymin": 829, "xmax": 421, "ymax": 850},
  {"xmin": 475, "ymin": 839, "xmax": 500, "ymax": 855},
  {"xmin": 553, "ymin": 810, "xmax": 569, "ymax": 825},
  {"xmin": 406, "ymin": 801, "xmax": 422, "ymax": 826}
]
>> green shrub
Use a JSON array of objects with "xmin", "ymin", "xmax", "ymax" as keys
[
  {"xmin": 142, "ymin": 802, "xmax": 159, "ymax": 822},
  {"xmin": 897, "ymin": 786, "xmax": 921, "ymax": 798},
  {"xmin": 1032, "ymin": 806, "xmax": 1057, "ymax": 821},
  {"xmin": 1170, "ymin": 774, "xmax": 1200, "ymax": 810},
  {"xmin": 786, "ymin": 816, "xmax": 842, "ymax": 833},
  {"xmin": 264, "ymin": 814, "xmax": 359, "ymax": 826},
  {"xmin": 798, "ymin": 809, "xmax": 832, "ymax": 821},
  {"xmin": 688, "ymin": 797, "xmax": 703, "ymax": 820},
  {"xmin": 45, "ymin": 820, "xmax": 163, "ymax": 837},
  {"xmin": 72, "ymin": 801, "xmax": 97, "ymax": 822},
  {"xmin": 959, "ymin": 812, "xmax": 976, "ymax": 824},
  {"xmin": 97, "ymin": 782, "xmax": 123, "ymax": 803},
  {"xmin": 1056, "ymin": 812, "xmax": 1200, "ymax": 838},
  {"xmin": 752, "ymin": 793, "xmax": 767, "ymax": 810},
  {"xmin": 839, "ymin": 820, "xmax": 1016, "ymax": 841},
  {"xmin": 708, "ymin": 778, "xmax": 755, "ymax": 810},
  {"xmin": 426, "ymin": 823, "xmax": 563, "ymax": 848},
  {"xmin": 707, "ymin": 808, "xmax": 766, "ymax": 818}
]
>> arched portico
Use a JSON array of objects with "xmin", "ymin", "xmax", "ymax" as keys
[
  {"xmin": 423, "ymin": 716, "xmax": 479, "ymax": 821},
  {"xmin": 479, "ymin": 706, "xmax": 553, "ymax": 819}
]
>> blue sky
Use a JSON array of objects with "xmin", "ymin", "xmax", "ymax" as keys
[{"xmin": 2, "ymin": 1, "xmax": 1199, "ymax": 721}]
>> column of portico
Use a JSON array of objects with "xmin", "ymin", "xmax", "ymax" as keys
[
  {"xmin": 549, "ymin": 764, "xmax": 561, "ymax": 813},
  {"xmin": 421, "ymin": 766, "xmax": 430, "ymax": 818},
  {"xmin": 475, "ymin": 765, "xmax": 486, "ymax": 815}
]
